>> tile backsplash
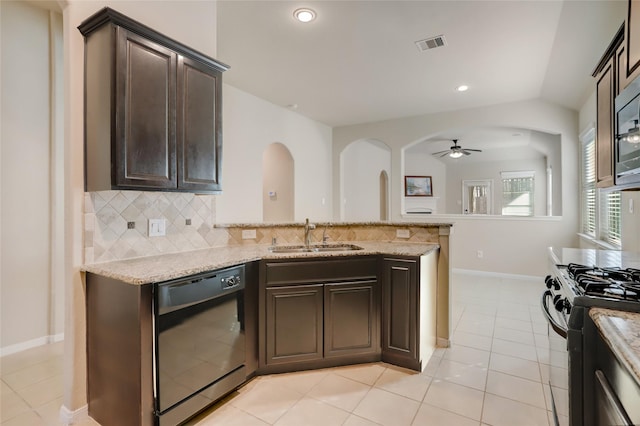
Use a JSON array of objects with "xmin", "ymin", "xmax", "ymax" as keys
[
  {"xmin": 84, "ymin": 191, "xmax": 226, "ymax": 264},
  {"xmin": 84, "ymin": 191, "xmax": 445, "ymax": 264}
]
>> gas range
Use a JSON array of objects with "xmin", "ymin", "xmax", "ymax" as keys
[
  {"xmin": 543, "ymin": 247, "xmax": 640, "ymax": 426},
  {"xmin": 547, "ymin": 248, "xmax": 640, "ymax": 314},
  {"xmin": 566, "ymin": 263, "xmax": 640, "ymax": 301}
]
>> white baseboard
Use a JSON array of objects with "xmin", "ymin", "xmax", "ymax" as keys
[
  {"xmin": 59, "ymin": 404, "xmax": 88, "ymax": 425},
  {"xmin": 452, "ymin": 268, "xmax": 543, "ymax": 282},
  {"xmin": 0, "ymin": 333, "xmax": 64, "ymax": 357}
]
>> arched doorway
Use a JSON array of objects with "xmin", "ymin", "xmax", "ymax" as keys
[
  {"xmin": 379, "ymin": 171, "xmax": 389, "ymax": 220},
  {"xmin": 262, "ymin": 143, "xmax": 294, "ymax": 222}
]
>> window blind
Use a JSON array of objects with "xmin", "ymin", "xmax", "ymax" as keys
[
  {"xmin": 599, "ymin": 190, "xmax": 621, "ymax": 246},
  {"xmin": 580, "ymin": 126, "xmax": 621, "ymax": 247},
  {"xmin": 581, "ymin": 135, "xmax": 596, "ymax": 235}
]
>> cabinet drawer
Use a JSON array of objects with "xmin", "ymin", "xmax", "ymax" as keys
[{"xmin": 263, "ymin": 257, "xmax": 377, "ymax": 286}]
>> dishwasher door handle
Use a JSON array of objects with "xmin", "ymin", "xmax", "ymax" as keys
[{"xmin": 541, "ymin": 290, "xmax": 568, "ymax": 339}]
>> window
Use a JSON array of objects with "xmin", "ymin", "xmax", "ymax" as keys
[
  {"xmin": 501, "ymin": 171, "xmax": 535, "ymax": 216},
  {"xmin": 580, "ymin": 128, "xmax": 621, "ymax": 247}
]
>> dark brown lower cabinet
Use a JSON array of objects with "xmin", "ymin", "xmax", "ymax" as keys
[
  {"xmin": 324, "ymin": 280, "xmax": 378, "ymax": 358},
  {"xmin": 86, "ymin": 274, "xmax": 155, "ymax": 426},
  {"xmin": 265, "ymin": 284, "xmax": 324, "ymax": 365},
  {"xmin": 260, "ymin": 257, "xmax": 380, "ymax": 373},
  {"xmin": 382, "ymin": 257, "xmax": 419, "ymax": 370}
]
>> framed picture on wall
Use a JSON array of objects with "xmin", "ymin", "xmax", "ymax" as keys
[{"xmin": 404, "ymin": 176, "xmax": 433, "ymax": 197}]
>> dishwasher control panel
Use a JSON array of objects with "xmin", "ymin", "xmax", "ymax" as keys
[
  {"xmin": 220, "ymin": 268, "xmax": 243, "ymax": 290},
  {"xmin": 156, "ymin": 265, "xmax": 245, "ymax": 315}
]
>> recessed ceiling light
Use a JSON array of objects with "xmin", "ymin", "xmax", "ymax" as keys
[
  {"xmin": 294, "ymin": 8, "xmax": 316, "ymax": 23},
  {"xmin": 455, "ymin": 85, "xmax": 469, "ymax": 92}
]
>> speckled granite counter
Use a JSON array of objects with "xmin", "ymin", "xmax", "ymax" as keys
[
  {"xmin": 82, "ymin": 241, "xmax": 439, "ymax": 285},
  {"xmin": 590, "ymin": 308, "xmax": 640, "ymax": 386}
]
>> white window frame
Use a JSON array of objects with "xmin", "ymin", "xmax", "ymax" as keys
[{"xmin": 500, "ymin": 170, "xmax": 535, "ymax": 216}]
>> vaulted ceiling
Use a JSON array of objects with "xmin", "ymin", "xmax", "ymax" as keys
[{"xmin": 217, "ymin": 0, "xmax": 626, "ymax": 128}]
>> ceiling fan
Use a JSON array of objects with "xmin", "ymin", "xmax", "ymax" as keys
[{"xmin": 431, "ymin": 139, "xmax": 482, "ymax": 159}]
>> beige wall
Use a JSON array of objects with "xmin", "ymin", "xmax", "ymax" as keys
[
  {"xmin": 341, "ymin": 140, "xmax": 391, "ymax": 221},
  {"xmin": 1, "ymin": 1, "xmax": 64, "ymax": 354},
  {"xmin": 217, "ymin": 85, "xmax": 333, "ymax": 223},
  {"xmin": 622, "ymin": 191, "xmax": 640, "ymax": 252}
]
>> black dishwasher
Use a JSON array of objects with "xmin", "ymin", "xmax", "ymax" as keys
[{"xmin": 154, "ymin": 265, "xmax": 246, "ymax": 426}]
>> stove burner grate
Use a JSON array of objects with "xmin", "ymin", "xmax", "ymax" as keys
[{"xmin": 565, "ymin": 263, "xmax": 640, "ymax": 301}]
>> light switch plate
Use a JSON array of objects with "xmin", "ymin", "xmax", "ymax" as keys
[
  {"xmin": 148, "ymin": 219, "xmax": 166, "ymax": 237},
  {"xmin": 242, "ymin": 229, "xmax": 257, "ymax": 239},
  {"xmin": 396, "ymin": 229, "xmax": 410, "ymax": 239}
]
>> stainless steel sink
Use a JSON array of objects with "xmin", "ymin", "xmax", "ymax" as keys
[{"xmin": 269, "ymin": 243, "xmax": 363, "ymax": 253}]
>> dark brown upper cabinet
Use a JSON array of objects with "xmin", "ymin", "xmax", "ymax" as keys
[
  {"xmin": 79, "ymin": 8, "xmax": 228, "ymax": 193},
  {"xmin": 626, "ymin": 0, "xmax": 640, "ymax": 87},
  {"xmin": 593, "ymin": 26, "xmax": 624, "ymax": 189}
]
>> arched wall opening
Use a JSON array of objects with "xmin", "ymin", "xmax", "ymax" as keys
[
  {"xmin": 379, "ymin": 170, "xmax": 389, "ymax": 221},
  {"xmin": 401, "ymin": 126, "xmax": 562, "ymax": 216},
  {"xmin": 262, "ymin": 142, "xmax": 294, "ymax": 222}
]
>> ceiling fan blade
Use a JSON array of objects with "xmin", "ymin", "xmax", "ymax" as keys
[
  {"xmin": 464, "ymin": 148, "xmax": 482, "ymax": 152},
  {"xmin": 431, "ymin": 149, "xmax": 450, "ymax": 155},
  {"xmin": 439, "ymin": 152, "xmax": 450, "ymax": 157},
  {"xmin": 462, "ymin": 150, "xmax": 472, "ymax": 156}
]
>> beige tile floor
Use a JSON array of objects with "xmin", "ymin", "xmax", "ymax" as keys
[{"xmin": 2, "ymin": 272, "xmax": 563, "ymax": 426}]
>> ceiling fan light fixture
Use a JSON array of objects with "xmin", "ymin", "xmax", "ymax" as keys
[
  {"xmin": 294, "ymin": 8, "xmax": 316, "ymax": 23},
  {"xmin": 455, "ymin": 85, "xmax": 469, "ymax": 92},
  {"xmin": 449, "ymin": 151, "xmax": 463, "ymax": 159}
]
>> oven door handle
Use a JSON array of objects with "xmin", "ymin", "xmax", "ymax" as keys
[{"xmin": 541, "ymin": 290, "xmax": 568, "ymax": 339}]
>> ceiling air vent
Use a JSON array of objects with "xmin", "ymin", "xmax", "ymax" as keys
[{"xmin": 415, "ymin": 35, "xmax": 446, "ymax": 52}]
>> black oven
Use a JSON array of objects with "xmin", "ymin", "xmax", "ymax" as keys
[
  {"xmin": 543, "ymin": 248, "xmax": 640, "ymax": 426},
  {"xmin": 154, "ymin": 265, "xmax": 246, "ymax": 426},
  {"xmin": 615, "ymin": 73, "xmax": 640, "ymax": 187},
  {"xmin": 542, "ymin": 266, "xmax": 571, "ymax": 426}
]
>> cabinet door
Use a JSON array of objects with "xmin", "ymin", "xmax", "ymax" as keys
[
  {"xmin": 628, "ymin": 0, "xmax": 640, "ymax": 84},
  {"xmin": 596, "ymin": 56, "xmax": 615, "ymax": 188},
  {"xmin": 115, "ymin": 28, "xmax": 177, "ymax": 189},
  {"xmin": 265, "ymin": 284, "xmax": 323, "ymax": 365},
  {"xmin": 382, "ymin": 258, "xmax": 418, "ymax": 369},
  {"xmin": 618, "ymin": 43, "xmax": 632, "ymax": 95},
  {"xmin": 324, "ymin": 280, "xmax": 379, "ymax": 358},
  {"xmin": 177, "ymin": 56, "xmax": 223, "ymax": 192}
]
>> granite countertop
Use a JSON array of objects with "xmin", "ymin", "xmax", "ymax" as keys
[
  {"xmin": 215, "ymin": 221, "xmax": 454, "ymax": 228},
  {"xmin": 590, "ymin": 307, "xmax": 640, "ymax": 387},
  {"xmin": 82, "ymin": 241, "xmax": 439, "ymax": 285}
]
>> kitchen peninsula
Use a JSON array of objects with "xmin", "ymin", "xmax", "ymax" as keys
[{"xmin": 82, "ymin": 221, "xmax": 451, "ymax": 426}]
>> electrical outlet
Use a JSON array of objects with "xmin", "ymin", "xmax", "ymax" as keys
[
  {"xmin": 148, "ymin": 219, "xmax": 166, "ymax": 237},
  {"xmin": 242, "ymin": 229, "xmax": 257, "ymax": 239},
  {"xmin": 477, "ymin": 250, "xmax": 483, "ymax": 259},
  {"xmin": 396, "ymin": 229, "xmax": 410, "ymax": 239}
]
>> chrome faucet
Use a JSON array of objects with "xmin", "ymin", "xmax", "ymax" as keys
[
  {"xmin": 304, "ymin": 218, "xmax": 316, "ymax": 247},
  {"xmin": 322, "ymin": 224, "xmax": 329, "ymax": 246}
]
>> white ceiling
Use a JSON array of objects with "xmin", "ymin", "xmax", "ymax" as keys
[{"xmin": 217, "ymin": 0, "xmax": 627, "ymax": 128}]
